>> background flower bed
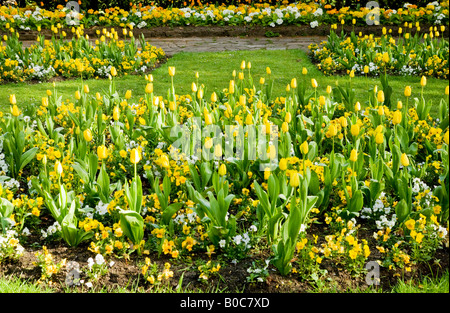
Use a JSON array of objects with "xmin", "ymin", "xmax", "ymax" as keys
[{"xmin": 0, "ymin": 1, "xmax": 448, "ymax": 31}]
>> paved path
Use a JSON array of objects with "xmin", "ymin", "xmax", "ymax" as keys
[
  {"xmin": 21, "ymin": 36, "xmax": 326, "ymax": 56},
  {"xmin": 146, "ymin": 36, "xmax": 326, "ymax": 56}
]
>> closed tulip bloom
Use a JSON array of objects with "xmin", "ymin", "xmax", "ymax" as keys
[
  {"xmin": 204, "ymin": 137, "xmax": 213, "ymax": 149},
  {"xmin": 401, "ymin": 153, "xmax": 410, "ymax": 167},
  {"xmin": 10, "ymin": 104, "xmax": 21, "ymax": 117},
  {"xmin": 328, "ymin": 123, "xmax": 338, "ymax": 137},
  {"xmin": 393, "ymin": 110, "xmax": 402, "ymax": 125},
  {"xmin": 84, "ymin": 84, "xmax": 89, "ymax": 94},
  {"xmin": 113, "ymin": 106, "xmax": 120, "ymax": 121},
  {"xmin": 311, "ymin": 79, "xmax": 318, "ymax": 88},
  {"xmin": 349, "ymin": 149, "xmax": 358, "ymax": 162},
  {"xmin": 245, "ymin": 114, "xmax": 253, "ymax": 125},
  {"xmin": 83, "ymin": 129, "xmax": 93, "ymax": 142},
  {"xmin": 375, "ymin": 132, "xmax": 384, "ymax": 145},
  {"xmin": 351, "ymin": 124, "xmax": 360, "ymax": 137},
  {"xmin": 290, "ymin": 172, "xmax": 300, "ymax": 187},
  {"xmin": 267, "ymin": 145, "xmax": 276, "ymax": 160},
  {"xmin": 145, "ymin": 83, "xmax": 153, "ymax": 94},
  {"xmin": 319, "ymin": 95, "xmax": 326, "ymax": 106},
  {"xmin": 444, "ymin": 130, "xmax": 449, "ymax": 145},
  {"xmin": 229, "ymin": 80, "xmax": 235, "ymax": 94},
  {"xmin": 9, "ymin": 94, "xmax": 16, "ymax": 105},
  {"xmin": 75, "ymin": 90, "xmax": 81, "ymax": 100},
  {"xmin": 191, "ymin": 82, "xmax": 198, "ymax": 92},
  {"xmin": 377, "ymin": 90, "xmax": 385, "ymax": 103},
  {"xmin": 404, "ymin": 86, "xmax": 412, "ymax": 97},
  {"xmin": 279, "ymin": 158, "xmax": 288, "ymax": 171},
  {"xmin": 354, "ymin": 102, "xmax": 361, "ymax": 112},
  {"xmin": 110, "ymin": 66, "xmax": 117, "ymax": 77},
  {"xmin": 205, "ymin": 113, "xmax": 213, "ymax": 125},
  {"xmin": 291, "ymin": 78, "xmax": 297, "ymax": 89},
  {"xmin": 197, "ymin": 89, "xmax": 204, "ymax": 99},
  {"xmin": 125, "ymin": 90, "xmax": 132, "ymax": 99},
  {"xmin": 97, "ymin": 145, "xmax": 108, "ymax": 160},
  {"xmin": 364, "ymin": 66, "xmax": 369, "ymax": 74},
  {"xmin": 55, "ymin": 160, "xmax": 63, "ymax": 176},
  {"xmin": 382, "ymin": 52, "xmax": 390, "ymax": 63},
  {"xmin": 130, "ymin": 148, "xmax": 141, "ymax": 164},
  {"xmin": 397, "ymin": 101, "xmax": 403, "ymax": 109},
  {"xmin": 349, "ymin": 70, "xmax": 355, "ymax": 78},
  {"xmin": 259, "ymin": 77, "xmax": 265, "ymax": 85},
  {"xmin": 281, "ymin": 121, "xmax": 289, "ymax": 133},
  {"xmin": 300, "ymin": 141, "xmax": 309, "ymax": 155},
  {"xmin": 285, "ymin": 112, "xmax": 292, "ymax": 123},
  {"xmin": 169, "ymin": 101, "xmax": 176, "ymax": 111},
  {"xmin": 378, "ymin": 106, "xmax": 385, "ymax": 116},
  {"xmin": 326, "ymin": 85, "xmax": 332, "ymax": 94},
  {"xmin": 266, "ymin": 67, "xmax": 271, "ymax": 75},
  {"xmin": 42, "ymin": 97, "xmax": 48, "ymax": 107},
  {"xmin": 219, "ymin": 163, "xmax": 227, "ymax": 176},
  {"xmin": 420, "ymin": 76, "xmax": 427, "ymax": 87},
  {"xmin": 339, "ymin": 116, "xmax": 348, "ymax": 128},
  {"xmin": 302, "ymin": 67, "xmax": 308, "ymax": 75},
  {"xmin": 238, "ymin": 72, "xmax": 244, "ymax": 80},
  {"xmin": 240, "ymin": 60, "xmax": 246, "ymax": 70},
  {"xmin": 168, "ymin": 66, "xmax": 175, "ymax": 77},
  {"xmin": 445, "ymin": 86, "xmax": 449, "ymax": 95},
  {"xmin": 211, "ymin": 92, "xmax": 218, "ymax": 102}
]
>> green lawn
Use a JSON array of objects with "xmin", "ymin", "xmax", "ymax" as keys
[{"xmin": 1, "ymin": 49, "xmax": 448, "ymax": 117}]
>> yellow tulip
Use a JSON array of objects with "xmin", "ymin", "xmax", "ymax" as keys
[
  {"xmin": 218, "ymin": 164, "xmax": 227, "ymax": 176},
  {"xmin": 197, "ymin": 89, "xmax": 204, "ymax": 100},
  {"xmin": 351, "ymin": 124, "xmax": 360, "ymax": 137},
  {"xmin": 266, "ymin": 67, "xmax": 271, "ymax": 75},
  {"xmin": 319, "ymin": 95, "xmax": 326, "ymax": 106},
  {"xmin": 238, "ymin": 72, "xmax": 244, "ymax": 80},
  {"xmin": 326, "ymin": 85, "xmax": 332, "ymax": 94},
  {"xmin": 291, "ymin": 78, "xmax": 297, "ymax": 89},
  {"xmin": 302, "ymin": 67, "xmax": 308, "ymax": 75},
  {"xmin": 211, "ymin": 92, "xmax": 217, "ymax": 102},
  {"xmin": 286, "ymin": 84, "xmax": 291, "ymax": 92},
  {"xmin": 97, "ymin": 145, "xmax": 108, "ymax": 160},
  {"xmin": 75, "ymin": 90, "xmax": 81, "ymax": 100},
  {"xmin": 281, "ymin": 121, "xmax": 289, "ymax": 133},
  {"xmin": 377, "ymin": 90, "xmax": 385, "ymax": 103},
  {"xmin": 378, "ymin": 106, "xmax": 385, "ymax": 116},
  {"xmin": 110, "ymin": 66, "xmax": 117, "ymax": 77},
  {"xmin": 264, "ymin": 168, "xmax": 271, "ymax": 180},
  {"xmin": 397, "ymin": 101, "xmax": 403, "ymax": 109},
  {"xmin": 84, "ymin": 84, "xmax": 90, "ymax": 94},
  {"xmin": 130, "ymin": 148, "xmax": 141, "ymax": 164},
  {"xmin": 364, "ymin": 66, "xmax": 369, "ymax": 74},
  {"xmin": 55, "ymin": 160, "xmax": 63, "ymax": 176},
  {"xmin": 404, "ymin": 86, "xmax": 412, "ymax": 97},
  {"xmin": 259, "ymin": 77, "xmax": 265, "ymax": 85},
  {"xmin": 349, "ymin": 70, "xmax": 355, "ymax": 78},
  {"xmin": 444, "ymin": 131, "xmax": 449, "ymax": 145},
  {"xmin": 382, "ymin": 52, "xmax": 390, "ymax": 63},
  {"xmin": 393, "ymin": 110, "xmax": 402, "ymax": 125},
  {"xmin": 42, "ymin": 97, "xmax": 48, "ymax": 107},
  {"xmin": 204, "ymin": 137, "xmax": 213, "ymax": 149},
  {"xmin": 9, "ymin": 94, "xmax": 16, "ymax": 105},
  {"xmin": 354, "ymin": 102, "xmax": 361, "ymax": 112},
  {"xmin": 290, "ymin": 172, "xmax": 300, "ymax": 187},
  {"xmin": 113, "ymin": 106, "xmax": 120, "ymax": 121},
  {"xmin": 401, "ymin": 153, "xmax": 410, "ymax": 167},
  {"xmin": 168, "ymin": 66, "xmax": 175, "ymax": 77},
  {"xmin": 267, "ymin": 145, "xmax": 276, "ymax": 160},
  {"xmin": 229, "ymin": 80, "xmax": 235, "ymax": 94},
  {"xmin": 279, "ymin": 158, "xmax": 288, "ymax": 171},
  {"xmin": 300, "ymin": 141, "xmax": 309, "ymax": 155},
  {"xmin": 375, "ymin": 132, "xmax": 384, "ymax": 145},
  {"xmin": 46, "ymin": 89, "xmax": 52, "ymax": 96},
  {"xmin": 214, "ymin": 144, "xmax": 223, "ymax": 158},
  {"xmin": 445, "ymin": 86, "xmax": 449, "ymax": 96},
  {"xmin": 10, "ymin": 105, "xmax": 21, "ymax": 117},
  {"xmin": 245, "ymin": 114, "xmax": 253, "ymax": 125},
  {"xmin": 191, "ymin": 82, "xmax": 197, "ymax": 93},
  {"xmin": 339, "ymin": 116, "xmax": 348, "ymax": 128},
  {"xmin": 169, "ymin": 101, "xmax": 176, "ymax": 111},
  {"xmin": 83, "ymin": 129, "xmax": 93, "ymax": 142},
  {"xmin": 311, "ymin": 79, "xmax": 318, "ymax": 88},
  {"xmin": 205, "ymin": 113, "xmax": 213, "ymax": 125},
  {"xmin": 145, "ymin": 83, "xmax": 153, "ymax": 94},
  {"xmin": 240, "ymin": 60, "xmax": 246, "ymax": 70},
  {"xmin": 349, "ymin": 149, "xmax": 358, "ymax": 162},
  {"xmin": 420, "ymin": 76, "xmax": 427, "ymax": 87},
  {"xmin": 284, "ymin": 112, "xmax": 292, "ymax": 123},
  {"xmin": 125, "ymin": 90, "xmax": 132, "ymax": 100},
  {"xmin": 328, "ymin": 124, "xmax": 338, "ymax": 137}
]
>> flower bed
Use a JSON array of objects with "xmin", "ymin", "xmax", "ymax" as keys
[
  {"xmin": 0, "ymin": 27, "xmax": 165, "ymax": 83},
  {"xmin": 0, "ymin": 1, "xmax": 448, "ymax": 31},
  {"xmin": 308, "ymin": 26, "xmax": 449, "ymax": 79},
  {"xmin": 0, "ymin": 61, "xmax": 448, "ymax": 290}
]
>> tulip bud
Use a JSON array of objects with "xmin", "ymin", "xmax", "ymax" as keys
[
  {"xmin": 290, "ymin": 172, "xmax": 300, "ymax": 187},
  {"xmin": 300, "ymin": 141, "xmax": 309, "ymax": 155},
  {"xmin": 279, "ymin": 158, "xmax": 288, "ymax": 171},
  {"xmin": 354, "ymin": 102, "xmax": 361, "ymax": 112},
  {"xmin": 351, "ymin": 124, "xmax": 360, "ymax": 137},
  {"xmin": 145, "ymin": 83, "xmax": 153, "ymax": 94},
  {"xmin": 42, "ymin": 97, "xmax": 48, "ymax": 107},
  {"xmin": 404, "ymin": 86, "xmax": 412, "ymax": 97},
  {"xmin": 339, "ymin": 116, "xmax": 348, "ymax": 128},
  {"xmin": 326, "ymin": 85, "xmax": 332, "ymax": 94},
  {"xmin": 130, "ymin": 148, "xmax": 141, "ymax": 164},
  {"xmin": 211, "ymin": 92, "xmax": 217, "ymax": 102},
  {"xmin": 349, "ymin": 149, "xmax": 358, "ymax": 162},
  {"xmin": 110, "ymin": 66, "xmax": 117, "ymax": 77},
  {"xmin": 311, "ymin": 79, "xmax": 318, "ymax": 88},
  {"xmin": 97, "ymin": 145, "xmax": 108, "ymax": 160},
  {"xmin": 401, "ymin": 153, "xmax": 410, "ymax": 167},
  {"xmin": 84, "ymin": 84, "xmax": 90, "ymax": 94},
  {"xmin": 420, "ymin": 76, "xmax": 427, "ymax": 87},
  {"xmin": 290, "ymin": 78, "xmax": 297, "ymax": 89},
  {"xmin": 240, "ymin": 60, "xmax": 246, "ymax": 70},
  {"xmin": 445, "ymin": 86, "xmax": 449, "ymax": 96},
  {"xmin": 219, "ymin": 163, "xmax": 227, "ymax": 176},
  {"xmin": 393, "ymin": 110, "xmax": 402, "ymax": 125},
  {"xmin": 378, "ymin": 106, "xmax": 385, "ymax": 116},
  {"xmin": 443, "ymin": 130, "xmax": 449, "ymax": 145},
  {"xmin": 113, "ymin": 106, "xmax": 120, "ymax": 121},
  {"xmin": 245, "ymin": 114, "xmax": 253, "ymax": 125},
  {"xmin": 259, "ymin": 77, "xmax": 265, "ymax": 85},
  {"xmin": 375, "ymin": 132, "xmax": 384, "ymax": 145},
  {"xmin": 281, "ymin": 121, "xmax": 289, "ymax": 133},
  {"xmin": 397, "ymin": 101, "xmax": 403, "ymax": 109},
  {"xmin": 83, "ymin": 129, "xmax": 93, "ymax": 142},
  {"xmin": 302, "ymin": 67, "xmax": 308, "ymax": 75},
  {"xmin": 55, "ymin": 161, "xmax": 63, "ymax": 176},
  {"xmin": 168, "ymin": 67, "xmax": 175, "ymax": 77},
  {"xmin": 266, "ymin": 67, "xmax": 271, "ymax": 75},
  {"xmin": 75, "ymin": 90, "xmax": 81, "ymax": 100},
  {"xmin": 364, "ymin": 65, "xmax": 369, "ymax": 74},
  {"xmin": 10, "ymin": 104, "xmax": 21, "ymax": 117},
  {"xmin": 377, "ymin": 90, "xmax": 385, "ymax": 103},
  {"xmin": 285, "ymin": 112, "xmax": 292, "ymax": 123},
  {"xmin": 9, "ymin": 94, "xmax": 16, "ymax": 105}
]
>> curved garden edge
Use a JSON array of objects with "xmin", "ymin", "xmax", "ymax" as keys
[{"xmin": 4, "ymin": 24, "xmax": 450, "ymax": 41}]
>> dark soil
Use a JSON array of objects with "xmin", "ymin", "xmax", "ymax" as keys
[
  {"xmin": 4, "ymin": 25, "xmax": 449, "ymax": 41},
  {"xmin": 1, "ymin": 221, "xmax": 448, "ymax": 294}
]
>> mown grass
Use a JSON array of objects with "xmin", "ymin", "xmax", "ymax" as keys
[{"xmin": 1, "ymin": 49, "xmax": 448, "ymax": 117}]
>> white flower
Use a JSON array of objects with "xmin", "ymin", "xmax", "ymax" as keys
[
  {"xmin": 87, "ymin": 257, "xmax": 94, "ymax": 269},
  {"xmin": 310, "ymin": 21, "xmax": 319, "ymax": 28},
  {"xmin": 95, "ymin": 253, "xmax": 105, "ymax": 265},
  {"xmin": 85, "ymin": 282, "xmax": 93, "ymax": 288},
  {"xmin": 233, "ymin": 234, "xmax": 242, "ymax": 245},
  {"xmin": 219, "ymin": 240, "xmax": 226, "ymax": 248},
  {"xmin": 249, "ymin": 225, "xmax": 257, "ymax": 232}
]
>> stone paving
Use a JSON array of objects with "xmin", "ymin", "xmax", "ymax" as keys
[
  {"xmin": 145, "ymin": 36, "xmax": 326, "ymax": 56},
  {"xmin": 20, "ymin": 35, "xmax": 326, "ymax": 56}
]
